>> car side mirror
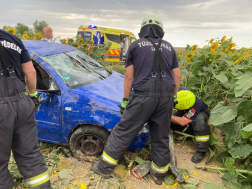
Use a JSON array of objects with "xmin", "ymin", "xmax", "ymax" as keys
[{"xmin": 38, "ymin": 93, "xmax": 50, "ymax": 104}]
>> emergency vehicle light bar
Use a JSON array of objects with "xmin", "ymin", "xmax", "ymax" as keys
[{"xmin": 88, "ymin": 25, "xmax": 97, "ymax": 29}]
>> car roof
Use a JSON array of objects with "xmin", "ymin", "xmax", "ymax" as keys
[{"xmin": 22, "ymin": 40, "xmax": 77, "ymax": 57}]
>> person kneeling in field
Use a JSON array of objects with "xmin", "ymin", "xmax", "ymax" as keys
[{"xmin": 171, "ymin": 87, "xmax": 210, "ymax": 163}]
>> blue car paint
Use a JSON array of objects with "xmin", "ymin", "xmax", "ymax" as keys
[{"xmin": 23, "ymin": 41, "xmax": 151, "ymax": 150}]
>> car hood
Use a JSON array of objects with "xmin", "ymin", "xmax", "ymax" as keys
[{"xmin": 68, "ymin": 71, "xmax": 124, "ymax": 112}]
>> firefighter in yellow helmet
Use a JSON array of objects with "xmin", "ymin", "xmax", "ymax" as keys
[{"xmin": 172, "ymin": 87, "xmax": 210, "ymax": 163}]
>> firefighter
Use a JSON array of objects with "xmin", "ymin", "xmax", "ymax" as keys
[
  {"xmin": 91, "ymin": 15, "xmax": 181, "ymax": 185},
  {"xmin": 0, "ymin": 29, "xmax": 51, "ymax": 189},
  {"xmin": 171, "ymin": 87, "xmax": 210, "ymax": 163}
]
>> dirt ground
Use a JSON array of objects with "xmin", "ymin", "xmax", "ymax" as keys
[{"xmin": 45, "ymin": 127, "xmax": 225, "ymax": 189}]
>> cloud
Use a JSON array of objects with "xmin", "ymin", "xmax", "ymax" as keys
[{"xmin": 1, "ymin": 0, "xmax": 251, "ymax": 47}]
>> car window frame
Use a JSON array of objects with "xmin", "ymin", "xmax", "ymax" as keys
[{"xmin": 32, "ymin": 58, "xmax": 61, "ymax": 94}]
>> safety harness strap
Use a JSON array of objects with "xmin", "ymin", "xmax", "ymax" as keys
[
  {"xmin": 0, "ymin": 43, "xmax": 14, "ymax": 71},
  {"xmin": 145, "ymin": 37, "xmax": 166, "ymax": 78}
]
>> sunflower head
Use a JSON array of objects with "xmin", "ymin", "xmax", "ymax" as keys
[
  {"xmin": 23, "ymin": 34, "xmax": 29, "ymax": 40},
  {"xmin": 92, "ymin": 46, "xmax": 98, "ymax": 50},
  {"xmin": 78, "ymin": 39, "xmax": 84, "ymax": 44},
  {"xmin": 187, "ymin": 59, "xmax": 190, "ymax": 64},
  {"xmin": 209, "ymin": 38, "xmax": 214, "ymax": 45},
  {"xmin": 83, "ymin": 44, "xmax": 88, "ymax": 48},
  {"xmin": 71, "ymin": 43, "xmax": 78, "ymax": 47},
  {"xmin": 221, "ymin": 35, "xmax": 226, "ymax": 43},
  {"xmin": 230, "ymin": 36, "xmax": 233, "ymax": 42},
  {"xmin": 68, "ymin": 38, "xmax": 74, "ymax": 43},
  {"xmin": 191, "ymin": 45, "xmax": 198, "ymax": 51},
  {"xmin": 62, "ymin": 39, "xmax": 67, "ymax": 44},
  {"xmin": 186, "ymin": 53, "xmax": 194, "ymax": 59},
  {"xmin": 211, "ymin": 42, "xmax": 218, "ymax": 52},
  {"xmin": 230, "ymin": 43, "xmax": 236, "ymax": 48},
  {"xmin": 7, "ymin": 28, "xmax": 16, "ymax": 35},
  {"xmin": 87, "ymin": 40, "xmax": 94, "ymax": 45},
  {"xmin": 178, "ymin": 52, "xmax": 183, "ymax": 57},
  {"xmin": 34, "ymin": 33, "xmax": 43, "ymax": 40},
  {"xmin": 243, "ymin": 54, "xmax": 250, "ymax": 59}
]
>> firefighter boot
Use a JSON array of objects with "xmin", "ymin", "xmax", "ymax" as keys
[
  {"xmin": 91, "ymin": 161, "xmax": 111, "ymax": 179},
  {"xmin": 150, "ymin": 168, "xmax": 165, "ymax": 185},
  {"xmin": 191, "ymin": 152, "xmax": 206, "ymax": 163}
]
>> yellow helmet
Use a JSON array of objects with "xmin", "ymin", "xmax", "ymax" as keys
[{"xmin": 174, "ymin": 90, "xmax": 196, "ymax": 110}]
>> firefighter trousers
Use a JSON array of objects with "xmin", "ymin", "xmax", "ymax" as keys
[
  {"xmin": 98, "ymin": 77, "xmax": 175, "ymax": 177},
  {"xmin": 171, "ymin": 110, "xmax": 210, "ymax": 152},
  {"xmin": 0, "ymin": 92, "xmax": 51, "ymax": 189}
]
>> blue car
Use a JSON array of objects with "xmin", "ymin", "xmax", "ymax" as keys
[{"xmin": 23, "ymin": 41, "xmax": 150, "ymax": 159}]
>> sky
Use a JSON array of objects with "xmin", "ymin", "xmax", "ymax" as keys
[{"xmin": 0, "ymin": 0, "xmax": 251, "ymax": 48}]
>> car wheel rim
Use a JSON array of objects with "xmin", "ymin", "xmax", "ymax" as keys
[{"xmin": 77, "ymin": 134, "xmax": 105, "ymax": 156}]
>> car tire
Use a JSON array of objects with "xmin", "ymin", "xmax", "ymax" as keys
[{"xmin": 69, "ymin": 125, "xmax": 110, "ymax": 161}]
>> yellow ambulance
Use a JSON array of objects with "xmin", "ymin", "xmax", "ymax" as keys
[{"xmin": 77, "ymin": 25, "xmax": 137, "ymax": 62}]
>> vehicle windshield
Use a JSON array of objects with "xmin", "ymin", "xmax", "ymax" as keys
[
  {"xmin": 77, "ymin": 32, "xmax": 92, "ymax": 41},
  {"xmin": 41, "ymin": 50, "xmax": 110, "ymax": 89}
]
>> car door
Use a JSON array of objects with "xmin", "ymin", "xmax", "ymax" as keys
[{"xmin": 32, "ymin": 59, "xmax": 62, "ymax": 144}]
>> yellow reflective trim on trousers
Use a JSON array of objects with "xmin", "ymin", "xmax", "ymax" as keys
[
  {"xmin": 102, "ymin": 151, "xmax": 118, "ymax": 165},
  {"xmin": 28, "ymin": 176, "xmax": 49, "ymax": 188},
  {"xmin": 26, "ymin": 171, "xmax": 48, "ymax": 181},
  {"xmin": 195, "ymin": 135, "xmax": 210, "ymax": 142},
  {"xmin": 151, "ymin": 162, "xmax": 170, "ymax": 173},
  {"xmin": 26, "ymin": 171, "xmax": 49, "ymax": 188}
]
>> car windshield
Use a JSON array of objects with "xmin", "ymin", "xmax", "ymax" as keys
[{"xmin": 41, "ymin": 49, "xmax": 110, "ymax": 89}]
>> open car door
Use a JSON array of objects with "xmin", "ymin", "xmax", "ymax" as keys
[{"xmin": 32, "ymin": 59, "xmax": 62, "ymax": 144}]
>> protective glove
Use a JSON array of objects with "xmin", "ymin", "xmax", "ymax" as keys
[
  {"xmin": 25, "ymin": 91, "xmax": 40, "ymax": 112},
  {"xmin": 120, "ymin": 98, "xmax": 128, "ymax": 115}
]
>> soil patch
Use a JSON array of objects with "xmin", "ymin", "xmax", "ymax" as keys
[{"xmin": 47, "ymin": 128, "xmax": 225, "ymax": 188}]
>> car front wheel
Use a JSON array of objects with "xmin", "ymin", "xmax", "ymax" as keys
[{"xmin": 69, "ymin": 125, "xmax": 110, "ymax": 161}]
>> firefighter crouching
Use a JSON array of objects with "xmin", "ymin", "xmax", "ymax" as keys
[
  {"xmin": 0, "ymin": 29, "xmax": 51, "ymax": 189},
  {"xmin": 171, "ymin": 87, "xmax": 210, "ymax": 163},
  {"xmin": 91, "ymin": 15, "xmax": 181, "ymax": 185}
]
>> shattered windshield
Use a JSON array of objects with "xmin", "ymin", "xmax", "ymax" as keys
[{"xmin": 41, "ymin": 50, "xmax": 110, "ymax": 89}]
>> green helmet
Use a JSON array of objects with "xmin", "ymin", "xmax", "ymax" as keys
[{"xmin": 141, "ymin": 15, "xmax": 163, "ymax": 30}]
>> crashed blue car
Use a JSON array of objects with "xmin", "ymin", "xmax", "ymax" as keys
[{"xmin": 23, "ymin": 41, "xmax": 150, "ymax": 159}]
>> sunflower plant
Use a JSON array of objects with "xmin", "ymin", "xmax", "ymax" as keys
[{"xmin": 178, "ymin": 36, "xmax": 252, "ymax": 187}]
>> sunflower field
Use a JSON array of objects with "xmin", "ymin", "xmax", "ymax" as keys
[
  {"xmin": 177, "ymin": 36, "xmax": 252, "ymax": 188},
  {"xmin": 3, "ymin": 28, "xmax": 112, "ymax": 67}
]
